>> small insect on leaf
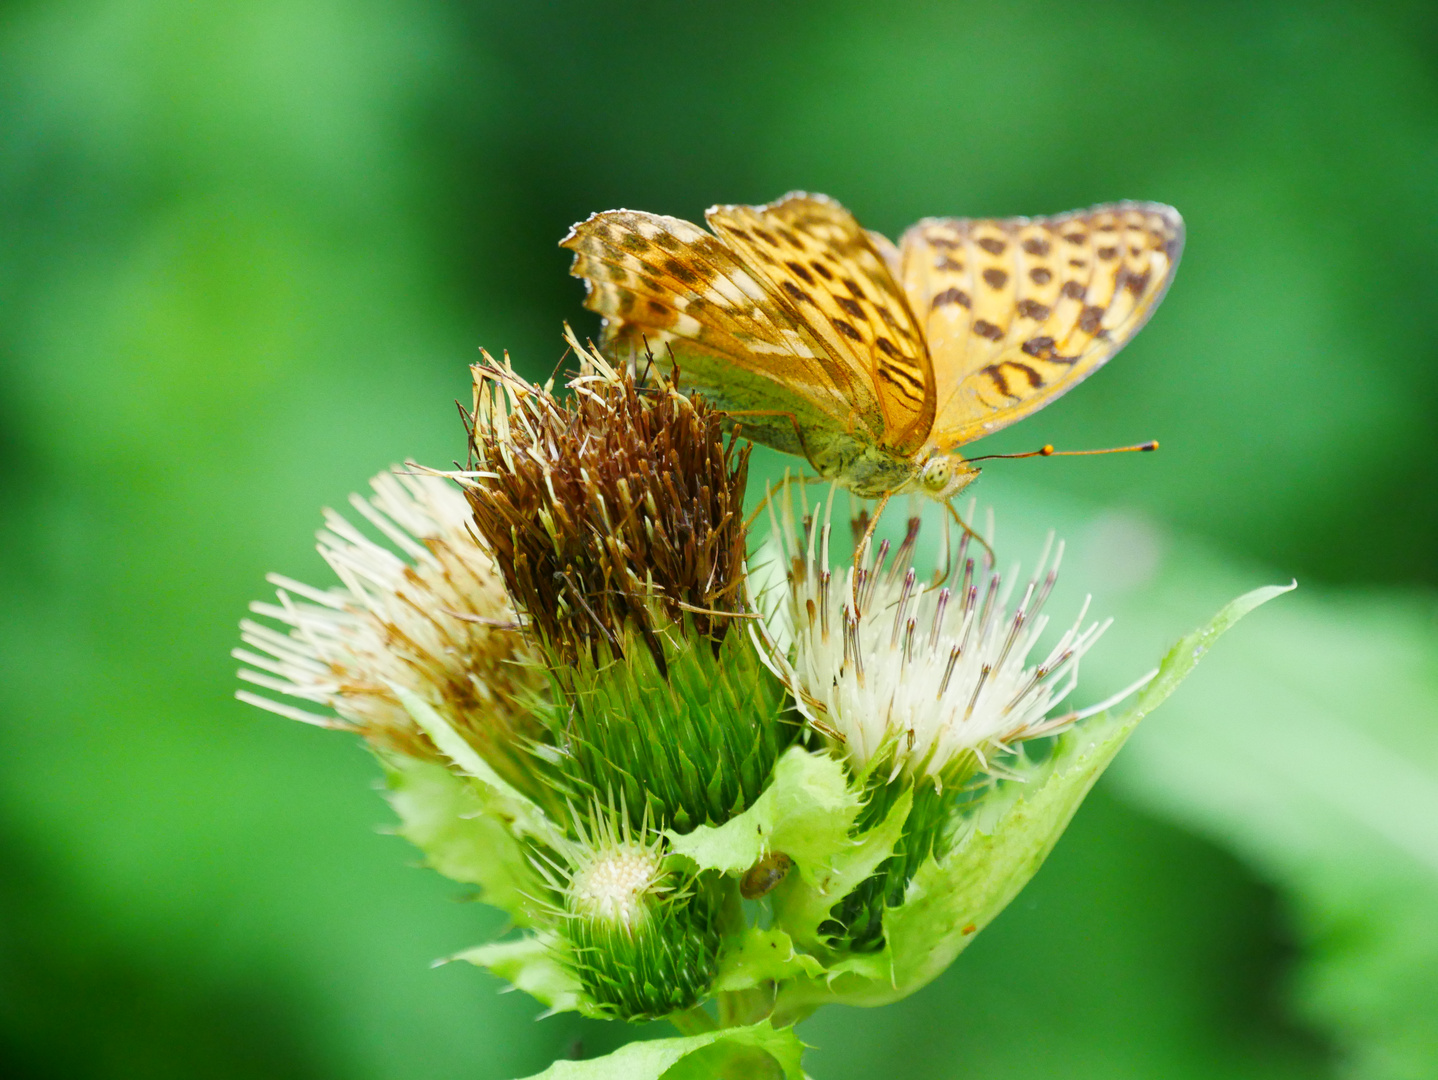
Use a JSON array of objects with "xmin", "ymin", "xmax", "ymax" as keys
[{"xmin": 740, "ymin": 852, "xmax": 794, "ymax": 899}]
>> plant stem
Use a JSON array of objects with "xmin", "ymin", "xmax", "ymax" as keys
[
  {"xmin": 668, "ymin": 1005, "xmax": 719, "ymax": 1035},
  {"xmin": 718, "ymin": 985, "xmax": 776, "ymax": 1028}
]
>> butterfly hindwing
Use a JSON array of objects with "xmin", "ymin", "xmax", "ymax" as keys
[
  {"xmin": 705, "ymin": 193, "xmax": 936, "ymax": 455},
  {"xmin": 900, "ymin": 202, "xmax": 1183, "ymax": 449}
]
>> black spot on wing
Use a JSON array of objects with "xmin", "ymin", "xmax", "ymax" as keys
[
  {"xmin": 981, "ymin": 361, "xmax": 1044, "ymax": 397},
  {"xmin": 785, "ymin": 260, "xmax": 816, "ymax": 285},
  {"xmin": 1021, "ymin": 335, "xmax": 1055, "ymax": 358},
  {"xmin": 782, "ymin": 281, "xmax": 816, "ymax": 306},
  {"xmin": 931, "ymin": 287, "xmax": 971, "ymax": 310}
]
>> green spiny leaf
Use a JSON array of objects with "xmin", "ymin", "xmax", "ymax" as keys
[{"xmin": 516, "ymin": 1020, "xmax": 804, "ymax": 1080}]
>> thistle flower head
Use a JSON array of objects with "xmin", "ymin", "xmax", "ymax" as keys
[
  {"xmin": 227, "ymin": 209, "xmax": 1284, "ymax": 1067},
  {"xmin": 464, "ymin": 333, "xmax": 750, "ymax": 670},
  {"xmin": 550, "ymin": 807, "xmax": 670, "ymax": 932},
  {"xmin": 767, "ymin": 487, "xmax": 1110, "ymax": 785},
  {"xmin": 234, "ymin": 471, "xmax": 546, "ymax": 790},
  {"xmin": 545, "ymin": 808, "xmax": 722, "ymax": 1023},
  {"xmin": 456, "ymin": 335, "xmax": 792, "ymax": 833}
]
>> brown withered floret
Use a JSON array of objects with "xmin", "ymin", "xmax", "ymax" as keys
[{"xmin": 464, "ymin": 337, "xmax": 750, "ymax": 672}]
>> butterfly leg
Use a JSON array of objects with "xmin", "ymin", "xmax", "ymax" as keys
[
  {"xmin": 743, "ymin": 470, "xmax": 828, "ymax": 530},
  {"xmin": 723, "ymin": 409, "xmax": 816, "ymax": 465},
  {"xmin": 944, "ymin": 499, "xmax": 996, "ymax": 567},
  {"xmin": 850, "ymin": 491, "xmax": 892, "ymax": 610},
  {"xmin": 726, "ymin": 408, "xmax": 829, "ymax": 530}
]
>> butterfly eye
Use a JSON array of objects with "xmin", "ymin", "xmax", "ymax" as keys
[{"xmin": 921, "ymin": 458, "xmax": 952, "ymax": 492}]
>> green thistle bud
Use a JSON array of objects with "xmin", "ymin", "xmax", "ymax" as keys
[{"xmin": 555, "ymin": 813, "xmax": 723, "ymax": 1022}]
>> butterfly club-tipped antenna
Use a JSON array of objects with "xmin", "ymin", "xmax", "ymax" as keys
[
  {"xmin": 920, "ymin": 442, "xmax": 1159, "ymax": 591},
  {"xmin": 966, "ymin": 440, "xmax": 1160, "ymax": 463}
]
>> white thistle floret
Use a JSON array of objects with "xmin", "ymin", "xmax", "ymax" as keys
[
  {"xmin": 533, "ymin": 807, "xmax": 669, "ymax": 934},
  {"xmin": 568, "ymin": 839, "xmax": 665, "ymax": 932},
  {"xmin": 763, "ymin": 486, "xmax": 1110, "ymax": 781},
  {"xmin": 233, "ymin": 468, "xmax": 540, "ymax": 763}
]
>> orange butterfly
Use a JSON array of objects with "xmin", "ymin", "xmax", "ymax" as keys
[{"xmin": 562, "ymin": 192, "xmax": 1181, "ymax": 526}]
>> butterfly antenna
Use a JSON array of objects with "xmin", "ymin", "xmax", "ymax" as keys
[{"xmin": 967, "ymin": 440, "xmax": 1159, "ymax": 463}]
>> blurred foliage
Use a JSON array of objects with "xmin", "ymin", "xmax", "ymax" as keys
[
  {"xmin": 1105, "ymin": 556, "xmax": 1438, "ymax": 1079},
  {"xmin": 879, "ymin": 470, "xmax": 1438, "ymax": 1080},
  {"xmin": 0, "ymin": 1, "xmax": 1434, "ymax": 1078}
]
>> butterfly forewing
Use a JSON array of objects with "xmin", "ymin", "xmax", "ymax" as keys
[
  {"xmin": 562, "ymin": 209, "xmax": 882, "ymax": 449},
  {"xmin": 899, "ymin": 202, "xmax": 1183, "ymax": 450},
  {"xmin": 705, "ymin": 193, "xmax": 936, "ymax": 455}
]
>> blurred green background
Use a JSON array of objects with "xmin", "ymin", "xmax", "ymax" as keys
[{"xmin": 2, "ymin": 1, "xmax": 1435, "ymax": 1077}]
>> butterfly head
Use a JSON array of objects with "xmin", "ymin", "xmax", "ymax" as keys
[{"xmin": 917, "ymin": 453, "xmax": 980, "ymax": 502}]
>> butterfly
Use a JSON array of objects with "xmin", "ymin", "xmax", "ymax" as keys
[{"xmin": 561, "ymin": 192, "xmax": 1182, "ymax": 521}]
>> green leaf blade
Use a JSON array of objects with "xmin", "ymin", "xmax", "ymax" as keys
[{"xmin": 515, "ymin": 1021, "xmax": 805, "ymax": 1080}]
